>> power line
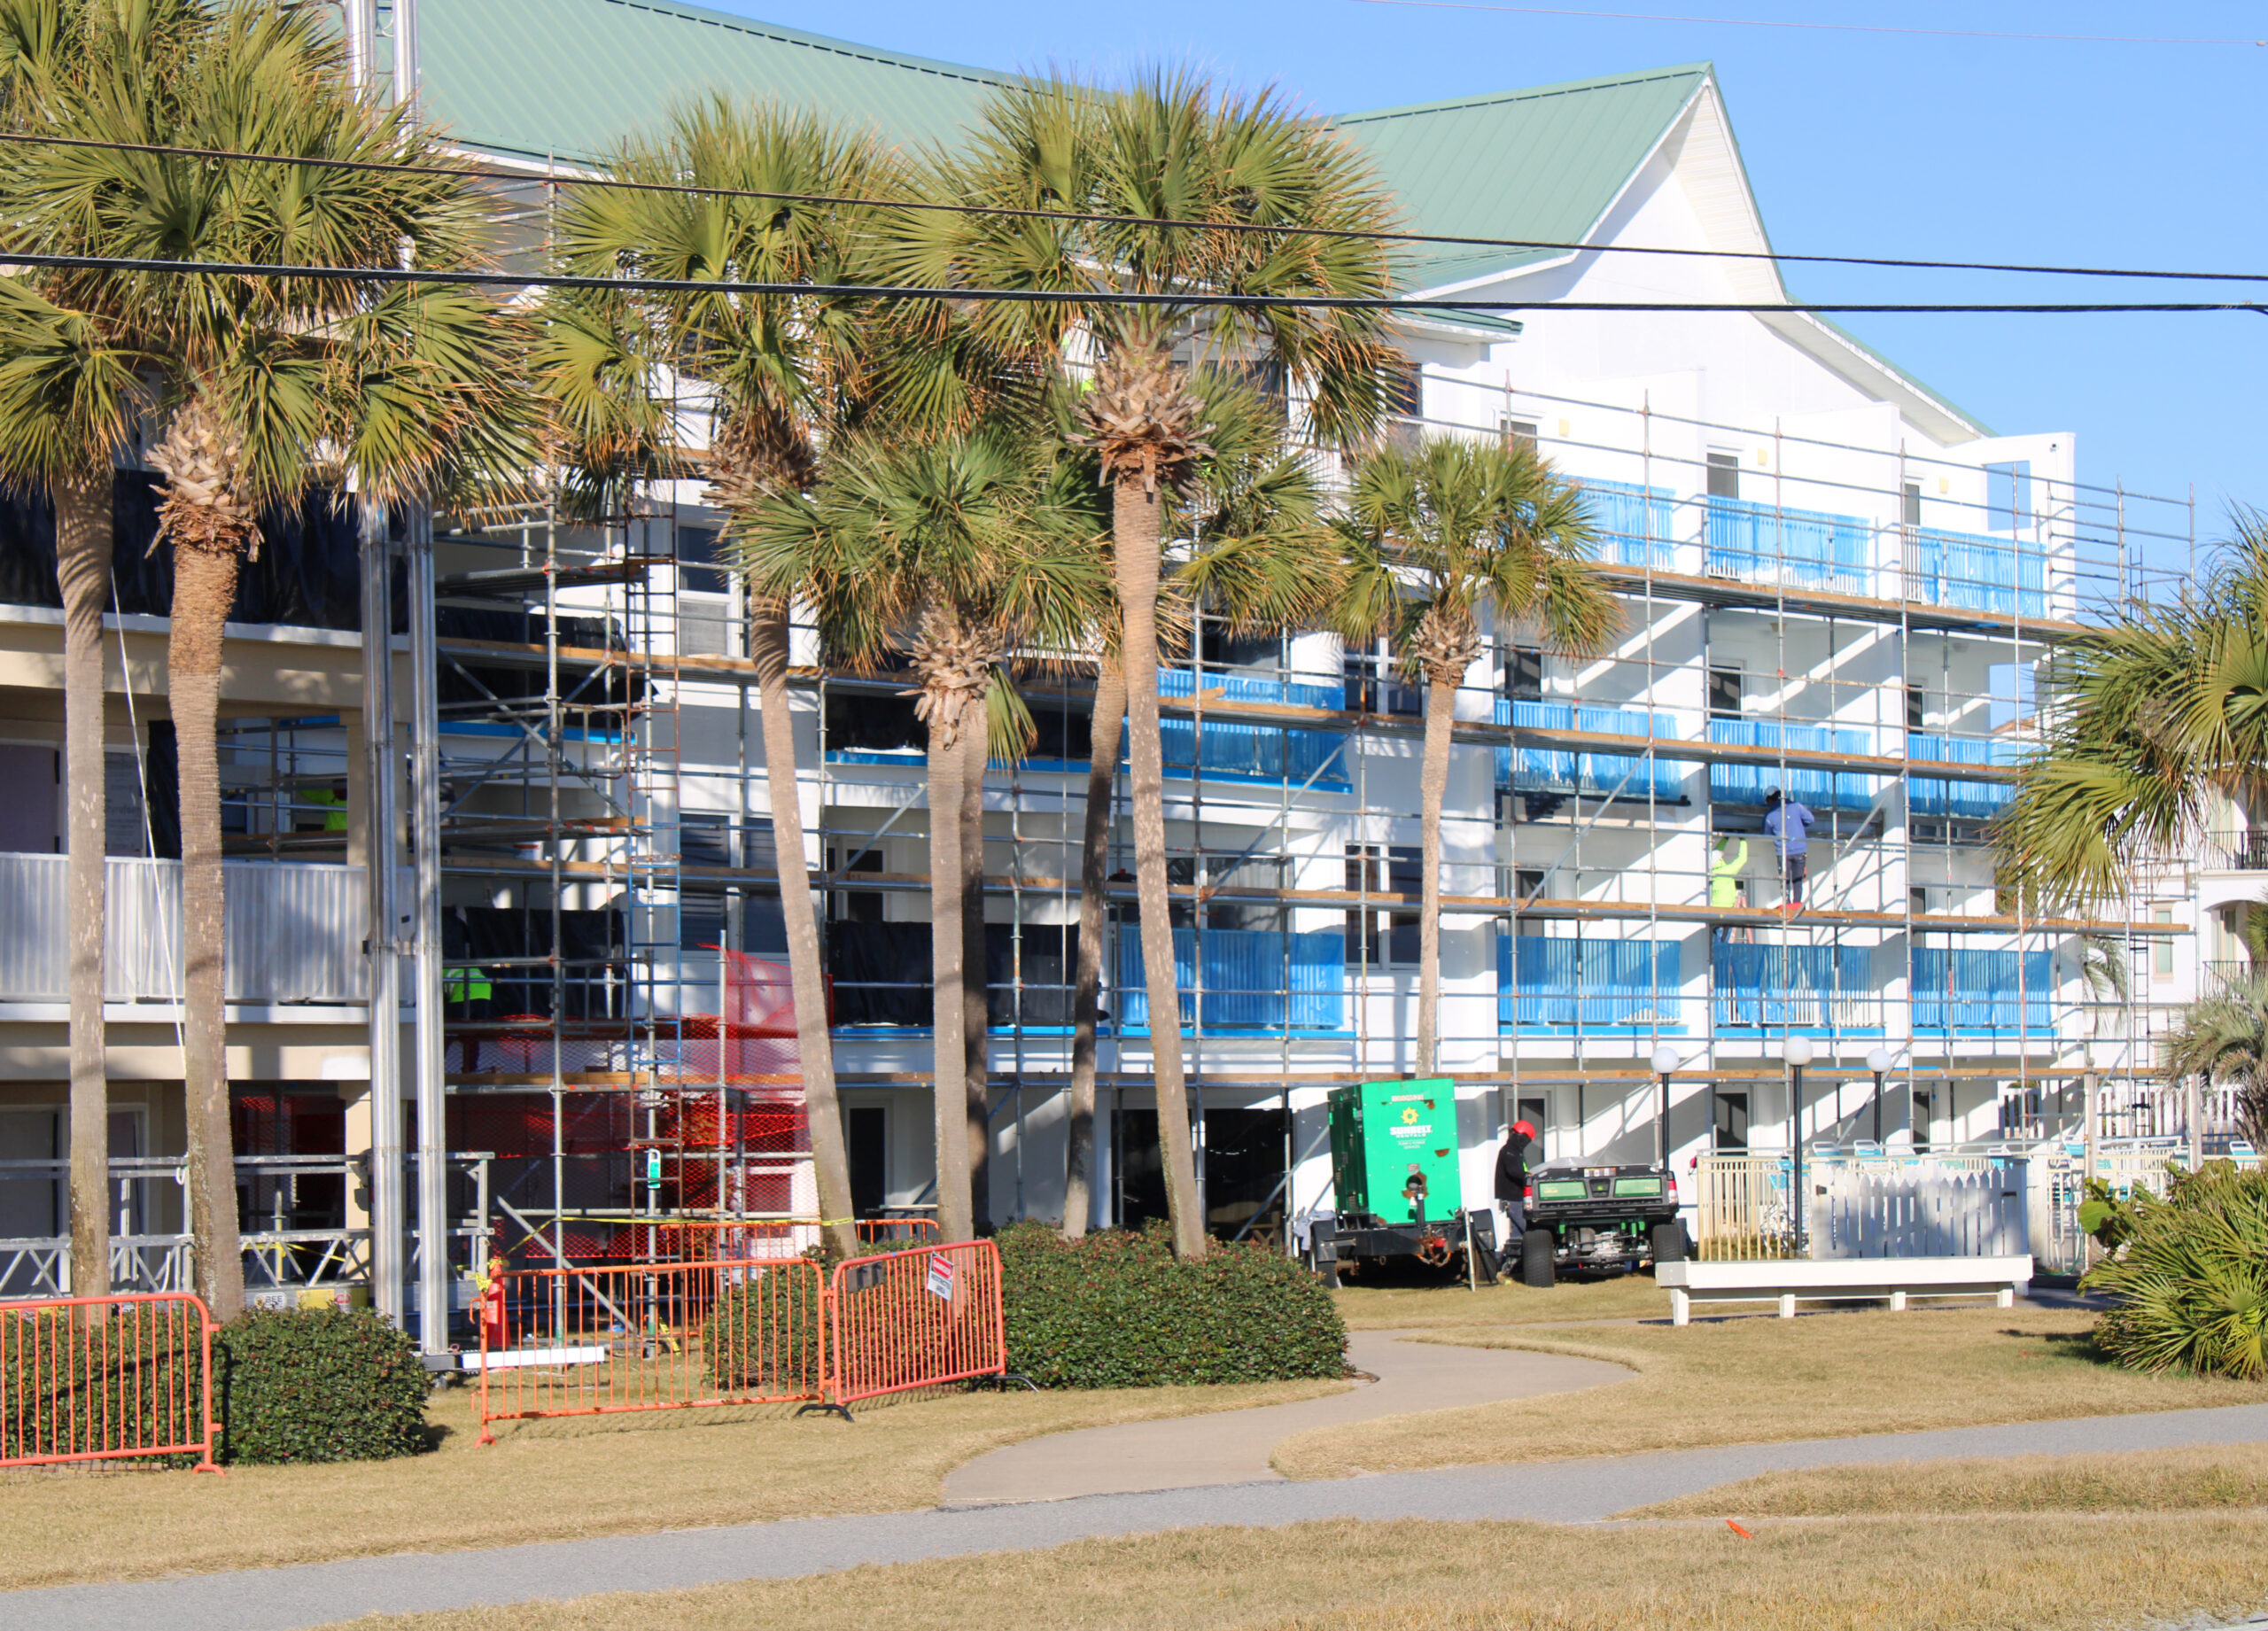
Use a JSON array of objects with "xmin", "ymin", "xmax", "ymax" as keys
[
  {"xmin": 6, "ymin": 247, "xmax": 2262, "ymax": 315},
  {"xmin": 4, "ymin": 127, "xmax": 2267, "ymax": 288},
  {"xmin": 1350, "ymin": 0, "xmax": 2267, "ymax": 46}
]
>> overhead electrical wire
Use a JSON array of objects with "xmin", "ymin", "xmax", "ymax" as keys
[
  {"xmin": 1349, "ymin": 0, "xmax": 2268, "ymax": 47},
  {"xmin": 2, "ymin": 127, "xmax": 2265, "ymax": 288},
  {"xmin": 5, "ymin": 247, "xmax": 2262, "ymax": 315}
]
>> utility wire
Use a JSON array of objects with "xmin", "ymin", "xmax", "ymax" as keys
[
  {"xmin": 4, "ymin": 247, "xmax": 2262, "ymax": 315},
  {"xmin": 4, "ymin": 127, "xmax": 2266, "ymax": 287},
  {"xmin": 1350, "ymin": 0, "xmax": 2267, "ymax": 46}
]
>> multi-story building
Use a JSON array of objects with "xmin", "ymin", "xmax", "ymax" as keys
[{"xmin": 0, "ymin": 0, "xmax": 2204, "ymax": 1316}]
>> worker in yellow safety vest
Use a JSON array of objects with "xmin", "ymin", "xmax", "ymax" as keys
[
  {"xmin": 303, "ymin": 783, "xmax": 349, "ymax": 832},
  {"xmin": 445, "ymin": 956, "xmax": 494, "ymax": 1072}
]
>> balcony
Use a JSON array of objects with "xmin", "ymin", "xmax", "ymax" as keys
[
  {"xmin": 1704, "ymin": 497, "xmax": 1873, "ymax": 596},
  {"xmin": 1496, "ymin": 699, "xmax": 1683, "ymax": 801},
  {"xmin": 1712, "ymin": 942, "xmax": 1878, "ymax": 1032},
  {"xmin": 1901, "ymin": 527, "xmax": 2048, "ymax": 620},
  {"xmin": 2200, "ymin": 830, "xmax": 2268, "ymax": 873},
  {"xmin": 1578, "ymin": 478, "xmax": 1677, "ymax": 570},
  {"xmin": 1116, "ymin": 928, "xmax": 1346, "ymax": 1033},
  {"xmin": 1907, "ymin": 733, "xmax": 2017, "ymax": 819},
  {"xmin": 1911, "ymin": 947, "xmax": 2052, "ymax": 1035},
  {"xmin": 0, "ymin": 853, "xmax": 366, "ymax": 1005},
  {"xmin": 1708, "ymin": 719, "xmax": 1877, "ymax": 812},
  {"xmin": 1497, "ymin": 936, "xmax": 1683, "ymax": 1030},
  {"xmin": 1156, "ymin": 670, "xmax": 1350, "ymax": 788}
]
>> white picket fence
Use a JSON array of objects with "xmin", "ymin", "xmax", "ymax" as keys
[{"xmin": 1810, "ymin": 1164, "xmax": 2030, "ymax": 1260}]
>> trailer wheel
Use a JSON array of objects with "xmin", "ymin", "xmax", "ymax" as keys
[
  {"xmin": 1519, "ymin": 1229, "xmax": 1556, "ymax": 1288},
  {"xmin": 1650, "ymin": 1222, "xmax": 1686, "ymax": 1265}
]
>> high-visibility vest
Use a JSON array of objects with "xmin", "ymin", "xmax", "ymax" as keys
[
  {"xmin": 305, "ymin": 787, "xmax": 349, "ymax": 832},
  {"xmin": 444, "ymin": 963, "xmax": 493, "ymax": 1003}
]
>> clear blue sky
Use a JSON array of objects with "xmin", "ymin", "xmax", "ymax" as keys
[{"xmin": 709, "ymin": 0, "xmax": 2259, "ymax": 566}]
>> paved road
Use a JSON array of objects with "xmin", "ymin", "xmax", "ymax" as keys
[
  {"xmin": 12, "ymin": 1402, "xmax": 2268, "ymax": 1631},
  {"xmin": 947, "ymin": 1332, "xmax": 1630, "ymax": 1502}
]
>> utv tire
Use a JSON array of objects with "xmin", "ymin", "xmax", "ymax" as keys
[
  {"xmin": 1650, "ymin": 1222, "xmax": 1686, "ymax": 1265},
  {"xmin": 1519, "ymin": 1229, "xmax": 1556, "ymax": 1287}
]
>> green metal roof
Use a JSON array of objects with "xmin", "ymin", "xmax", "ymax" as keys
[
  {"xmin": 1332, "ymin": 66, "xmax": 1711, "ymax": 291},
  {"xmin": 419, "ymin": 0, "xmax": 1008, "ymax": 165}
]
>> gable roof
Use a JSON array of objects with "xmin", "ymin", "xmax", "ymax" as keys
[
  {"xmin": 420, "ymin": 0, "xmax": 1007, "ymax": 165},
  {"xmin": 1332, "ymin": 66, "xmax": 1711, "ymax": 291}
]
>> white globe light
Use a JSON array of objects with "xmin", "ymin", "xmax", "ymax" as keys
[
  {"xmin": 1781, "ymin": 1034, "xmax": 1815, "ymax": 1068},
  {"xmin": 1867, "ymin": 1046, "xmax": 1894, "ymax": 1075},
  {"xmin": 1651, "ymin": 1045, "xmax": 1680, "ymax": 1076}
]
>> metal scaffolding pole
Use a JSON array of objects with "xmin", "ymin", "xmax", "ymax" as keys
[
  {"xmin": 405, "ymin": 505, "xmax": 450, "ymax": 1353},
  {"xmin": 360, "ymin": 503, "xmax": 405, "ymax": 1326}
]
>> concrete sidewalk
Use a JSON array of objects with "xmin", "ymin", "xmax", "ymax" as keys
[{"xmin": 11, "ymin": 1402, "xmax": 2268, "ymax": 1631}]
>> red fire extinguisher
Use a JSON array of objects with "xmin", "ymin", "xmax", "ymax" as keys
[{"xmin": 479, "ymin": 1254, "xmax": 509, "ymax": 1351}]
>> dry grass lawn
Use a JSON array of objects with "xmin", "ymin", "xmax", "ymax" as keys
[
  {"xmin": 1620, "ymin": 1441, "xmax": 2268, "ymax": 1518},
  {"xmin": 1334, "ymin": 1274, "xmax": 1665, "ymax": 1330},
  {"xmin": 1272, "ymin": 1306, "xmax": 2259, "ymax": 1479},
  {"xmin": 0, "ymin": 1376, "xmax": 1343, "ymax": 1592},
  {"xmin": 328, "ymin": 1513, "xmax": 2268, "ymax": 1631}
]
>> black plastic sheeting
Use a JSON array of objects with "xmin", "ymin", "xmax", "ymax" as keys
[
  {"xmin": 824, "ymin": 920, "xmax": 1076, "ymax": 1029},
  {"xmin": 447, "ymin": 905, "xmax": 625, "ymax": 1020}
]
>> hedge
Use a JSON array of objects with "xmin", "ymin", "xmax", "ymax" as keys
[
  {"xmin": 2084, "ymin": 1160, "xmax": 2268, "ymax": 1380},
  {"xmin": 214, "ymin": 1307, "xmax": 430, "ymax": 1464},
  {"xmin": 703, "ymin": 1262, "xmax": 827, "ymax": 1394},
  {"xmin": 996, "ymin": 1220, "xmax": 1346, "ymax": 1387}
]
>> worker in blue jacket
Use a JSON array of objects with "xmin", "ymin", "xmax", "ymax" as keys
[{"xmin": 1763, "ymin": 788, "xmax": 1815, "ymax": 910}]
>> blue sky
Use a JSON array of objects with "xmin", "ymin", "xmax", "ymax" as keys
[{"xmin": 708, "ymin": 0, "xmax": 2258, "ymax": 569}]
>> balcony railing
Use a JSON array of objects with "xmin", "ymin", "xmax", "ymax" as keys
[
  {"xmin": 1712, "ymin": 942, "xmax": 1878, "ymax": 1030},
  {"xmin": 1577, "ymin": 478, "xmax": 1677, "ymax": 570},
  {"xmin": 1704, "ymin": 497, "xmax": 1873, "ymax": 596},
  {"xmin": 2200, "ymin": 830, "xmax": 2268, "ymax": 872},
  {"xmin": 1497, "ymin": 936, "xmax": 1683, "ymax": 1029},
  {"xmin": 1911, "ymin": 947, "xmax": 2052, "ymax": 1034},
  {"xmin": 1116, "ymin": 928, "xmax": 1346, "ymax": 1032},
  {"xmin": 1708, "ymin": 719, "xmax": 1878, "ymax": 812},
  {"xmin": 1156, "ymin": 670, "xmax": 1349, "ymax": 788},
  {"xmin": 0, "ymin": 852, "xmax": 367, "ymax": 1004},
  {"xmin": 1901, "ymin": 527, "xmax": 2048, "ymax": 620},
  {"xmin": 1496, "ymin": 699, "xmax": 1683, "ymax": 801},
  {"xmin": 1907, "ymin": 733, "xmax": 2018, "ymax": 820}
]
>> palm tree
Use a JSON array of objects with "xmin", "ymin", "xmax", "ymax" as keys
[
  {"xmin": 1336, "ymin": 436, "xmax": 1619, "ymax": 1077},
  {"xmin": 0, "ymin": 0, "xmax": 182, "ymax": 1302},
  {"xmin": 4, "ymin": 3, "xmax": 532, "ymax": 1318},
  {"xmin": 889, "ymin": 71, "xmax": 1400, "ymax": 1258},
  {"xmin": 738, "ymin": 427, "xmax": 1109, "ymax": 1239},
  {"xmin": 1997, "ymin": 516, "xmax": 2268, "ymax": 910}
]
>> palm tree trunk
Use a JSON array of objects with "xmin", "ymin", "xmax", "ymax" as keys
[
  {"xmin": 1063, "ymin": 653, "xmax": 1124, "ymax": 1239},
  {"xmin": 171, "ymin": 544, "xmax": 245, "ymax": 1322},
  {"xmin": 749, "ymin": 610, "xmax": 858, "ymax": 1262},
  {"xmin": 927, "ymin": 696, "xmax": 975, "ymax": 1240},
  {"xmin": 1417, "ymin": 671, "xmax": 1456, "ymax": 1078},
  {"xmin": 1114, "ymin": 478, "xmax": 1205, "ymax": 1261},
  {"xmin": 56, "ymin": 468, "xmax": 113, "ymax": 1300},
  {"xmin": 961, "ymin": 714, "xmax": 990, "ymax": 1230}
]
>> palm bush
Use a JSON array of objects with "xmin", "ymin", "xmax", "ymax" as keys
[{"xmin": 2084, "ymin": 1161, "xmax": 2268, "ymax": 1380}]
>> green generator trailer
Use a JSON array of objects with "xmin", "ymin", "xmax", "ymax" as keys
[{"xmin": 1308, "ymin": 1078, "xmax": 1495, "ymax": 1284}]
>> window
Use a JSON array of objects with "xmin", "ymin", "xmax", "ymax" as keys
[
  {"xmin": 1902, "ymin": 482, "xmax": 1922, "ymax": 526},
  {"xmin": 2155, "ymin": 909, "xmax": 2175, "ymax": 979},
  {"xmin": 1200, "ymin": 621, "xmax": 1280, "ymax": 673},
  {"xmin": 1911, "ymin": 1086, "xmax": 1933, "ymax": 1152},
  {"xmin": 1205, "ymin": 853, "xmax": 1287, "ymax": 934},
  {"xmin": 1985, "ymin": 461, "xmax": 2032, "ymax": 532},
  {"xmin": 1907, "ymin": 684, "xmax": 1927, "ymax": 731},
  {"xmin": 828, "ymin": 844, "xmax": 884, "ymax": 924},
  {"xmin": 1346, "ymin": 843, "xmax": 1420, "ymax": 966},
  {"xmin": 1910, "ymin": 887, "xmax": 1930, "ymax": 918},
  {"xmin": 1503, "ymin": 418, "xmax": 1539, "ymax": 452},
  {"xmin": 678, "ymin": 525, "xmax": 727, "ymax": 594},
  {"xmin": 847, "ymin": 1106, "xmax": 888, "ymax": 1215},
  {"xmin": 1504, "ymin": 646, "xmax": 1543, "ymax": 703},
  {"xmin": 1516, "ymin": 1097, "xmax": 1549, "ymax": 1158},
  {"xmin": 1712, "ymin": 1091, "xmax": 1750, "ymax": 1153},
  {"xmin": 1385, "ymin": 358, "xmax": 1423, "ymax": 419},
  {"xmin": 1514, "ymin": 866, "xmax": 1546, "ymax": 901},
  {"xmin": 1706, "ymin": 451, "xmax": 1742, "ymax": 501},
  {"xmin": 1708, "ymin": 665, "xmax": 1744, "ymax": 720},
  {"xmin": 1344, "ymin": 640, "xmax": 1422, "ymax": 715}
]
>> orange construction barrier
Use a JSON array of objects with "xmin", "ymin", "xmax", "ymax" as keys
[
  {"xmin": 827, "ymin": 1240, "xmax": 1006, "ymax": 1410},
  {"xmin": 0, "ymin": 1293, "xmax": 220, "ymax": 1473},
  {"xmin": 474, "ymin": 1256, "xmax": 826, "ymax": 1441}
]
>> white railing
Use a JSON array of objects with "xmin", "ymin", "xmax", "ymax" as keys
[
  {"xmin": 1811, "ymin": 1165, "xmax": 2030, "ymax": 1259},
  {"xmin": 0, "ymin": 851, "xmax": 368, "ymax": 1003}
]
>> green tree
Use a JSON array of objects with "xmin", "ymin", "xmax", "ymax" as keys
[
  {"xmin": 1335, "ymin": 436, "xmax": 1618, "ymax": 1076},
  {"xmin": 3, "ymin": 2, "xmax": 531, "ymax": 1317},
  {"xmin": 888, "ymin": 70, "xmax": 1399, "ymax": 1258},
  {"xmin": 738, "ymin": 425, "xmax": 1109, "ymax": 1239}
]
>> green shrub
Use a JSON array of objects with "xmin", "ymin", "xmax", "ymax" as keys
[
  {"xmin": 996, "ymin": 1220, "xmax": 1346, "ymax": 1387},
  {"xmin": 2085, "ymin": 1161, "xmax": 2268, "ymax": 1380},
  {"xmin": 703, "ymin": 1261, "xmax": 827, "ymax": 1394},
  {"xmin": 214, "ymin": 1308, "xmax": 430, "ymax": 1464}
]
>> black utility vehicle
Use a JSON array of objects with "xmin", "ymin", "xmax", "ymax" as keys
[{"xmin": 1516, "ymin": 1160, "xmax": 1684, "ymax": 1286}]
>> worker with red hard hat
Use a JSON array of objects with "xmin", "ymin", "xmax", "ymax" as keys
[{"xmin": 1494, "ymin": 1117, "xmax": 1539, "ymax": 1261}]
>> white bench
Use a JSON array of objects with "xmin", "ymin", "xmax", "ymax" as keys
[{"xmin": 1655, "ymin": 1255, "xmax": 2033, "ymax": 1326}]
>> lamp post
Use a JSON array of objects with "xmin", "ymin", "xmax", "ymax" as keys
[
  {"xmin": 1651, "ymin": 1045, "xmax": 1679, "ymax": 1169},
  {"xmin": 1782, "ymin": 1034, "xmax": 1814, "ymax": 1253},
  {"xmin": 1867, "ymin": 1046, "xmax": 1894, "ymax": 1146}
]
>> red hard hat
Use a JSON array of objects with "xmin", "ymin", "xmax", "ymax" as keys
[{"xmin": 1511, "ymin": 1120, "xmax": 1536, "ymax": 1138}]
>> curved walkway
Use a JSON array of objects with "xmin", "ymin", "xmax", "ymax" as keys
[{"xmin": 946, "ymin": 1331, "xmax": 1629, "ymax": 1503}]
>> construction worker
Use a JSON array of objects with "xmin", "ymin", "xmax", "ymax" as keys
[
  {"xmin": 1494, "ymin": 1118, "xmax": 1538, "ymax": 1264},
  {"xmin": 302, "ymin": 781, "xmax": 349, "ymax": 833},
  {"xmin": 444, "ymin": 907, "xmax": 493, "ymax": 1072},
  {"xmin": 1710, "ymin": 834, "xmax": 1752, "ymax": 954},
  {"xmin": 1763, "ymin": 788, "xmax": 1815, "ymax": 910}
]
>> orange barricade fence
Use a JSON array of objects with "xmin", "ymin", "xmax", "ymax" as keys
[
  {"xmin": 828, "ymin": 1240, "xmax": 1006, "ymax": 1408},
  {"xmin": 506, "ymin": 1216, "xmax": 941, "ymax": 1269},
  {"xmin": 476, "ymin": 1256, "xmax": 826, "ymax": 1440},
  {"xmin": 0, "ymin": 1293, "xmax": 220, "ymax": 1472}
]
